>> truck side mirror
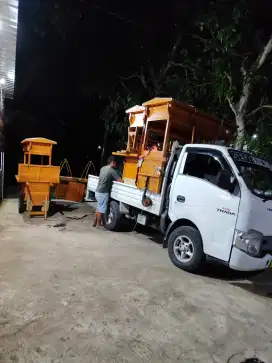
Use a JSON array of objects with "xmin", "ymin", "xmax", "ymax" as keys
[{"xmin": 217, "ymin": 169, "xmax": 235, "ymax": 193}]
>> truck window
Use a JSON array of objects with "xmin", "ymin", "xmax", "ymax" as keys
[
  {"xmin": 229, "ymin": 149, "xmax": 272, "ymax": 200},
  {"xmin": 183, "ymin": 152, "xmax": 224, "ymax": 188}
]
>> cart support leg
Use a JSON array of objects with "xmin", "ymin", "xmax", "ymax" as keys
[
  {"xmin": 44, "ymin": 197, "xmax": 48, "ymax": 219},
  {"xmin": 27, "ymin": 195, "xmax": 32, "ymax": 218}
]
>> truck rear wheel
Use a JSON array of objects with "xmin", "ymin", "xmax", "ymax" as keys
[
  {"xmin": 168, "ymin": 226, "xmax": 204, "ymax": 273},
  {"xmin": 105, "ymin": 200, "xmax": 123, "ymax": 231}
]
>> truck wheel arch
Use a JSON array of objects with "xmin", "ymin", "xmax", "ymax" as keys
[{"xmin": 163, "ymin": 219, "xmax": 202, "ymax": 248}]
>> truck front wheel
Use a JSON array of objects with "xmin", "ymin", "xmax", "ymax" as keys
[
  {"xmin": 168, "ymin": 226, "xmax": 204, "ymax": 273},
  {"xmin": 105, "ymin": 200, "xmax": 123, "ymax": 231}
]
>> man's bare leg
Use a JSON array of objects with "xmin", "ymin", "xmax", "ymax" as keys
[
  {"xmin": 93, "ymin": 210, "xmax": 98, "ymax": 227},
  {"xmin": 96, "ymin": 212, "xmax": 103, "ymax": 227}
]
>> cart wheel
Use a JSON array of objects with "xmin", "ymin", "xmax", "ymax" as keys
[
  {"xmin": 27, "ymin": 195, "xmax": 32, "ymax": 218},
  {"xmin": 18, "ymin": 193, "xmax": 26, "ymax": 214}
]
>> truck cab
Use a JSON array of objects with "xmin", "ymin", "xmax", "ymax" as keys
[
  {"xmin": 86, "ymin": 97, "xmax": 272, "ymax": 273},
  {"xmin": 166, "ymin": 144, "xmax": 272, "ymax": 272}
]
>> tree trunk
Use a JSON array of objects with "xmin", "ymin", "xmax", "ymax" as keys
[
  {"xmin": 235, "ymin": 113, "xmax": 245, "ymax": 150},
  {"xmin": 228, "ymin": 35, "xmax": 272, "ymax": 150},
  {"xmin": 100, "ymin": 129, "xmax": 109, "ymax": 168}
]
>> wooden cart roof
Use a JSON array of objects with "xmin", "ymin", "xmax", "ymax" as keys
[
  {"xmin": 21, "ymin": 138, "xmax": 57, "ymax": 145},
  {"xmin": 126, "ymin": 105, "xmax": 146, "ymax": 114},
  {"xmin": 142, "ymin": 97, "xmax": 195, "ymax": 112},
  {"xmin": 142, "ymin": 97, "xmax": 235, "ymax": 128},
  {"xmin": 142, "ymin": 98, "xmax": 173, "ymax": 107}
]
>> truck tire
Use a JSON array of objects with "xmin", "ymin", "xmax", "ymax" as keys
[
  {"xmin": 168, "ymin": 226, "xmax": 204, "ymax": 273},
  {"xmin": 105, "ymin": 200, "xmax": 123, "ymax": 231},
  {"xmin": 18, "ymin": 193, "xmax": 26, "ymax": 214}
]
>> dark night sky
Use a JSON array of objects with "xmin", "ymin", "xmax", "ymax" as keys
[
  {"xmin": 5, "ymin": 0, "xmax": 195, "ymax": 185},
  {"xmin": 4, "ymin": 0, "xmax": 272, "ymax": 186}
]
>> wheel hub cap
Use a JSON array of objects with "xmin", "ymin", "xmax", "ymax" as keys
[
  {"xmin": 173, "ymin": 235, "xmax": 194, "ymax": 263},
  {"xmin": 107, "ymin": 208, "xmax": 113, "ymax": 224}
]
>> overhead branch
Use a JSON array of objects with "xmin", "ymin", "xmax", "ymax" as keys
[
  {"xmin": 189, "ymin": 33, "xmax": 208, "ymax": 43},
  {"xmin": 227, "ymin": 97, "xmax": 237, "ymax": 117},
  {"xmin": 148, "ymin": 61, "xmax": 158, "ymax": 93},
  {"xmin": 168, "ymin": 61, "xmax": 193, "ymax": 70},
  {"xmin": 121, "ymin": 66, "xmax": 148, "ymax": 90},
  {"xmin": 80, "ymin": 1, "xmax": 139, "ymax": 27},
  {"xmin": 120, "ymin": 79, "xmax": 131, "ymax": 94},
  {"xmin": 234, "ymin": 35, "xmax": 272, "ymax": 117},
  {"xmin": 246, "ymin": 105, "xmax": 272, "ymax": 118},
  {"xmin": 157, "ymin": 36, "xmax": 184, "ymax": 84},
  {"xmin": 255, "ymin": 35, "xmax": 272, "ymax": 70},
  {"xmin": 240, "ymin": 56, "xmax": 248, "ymax": 76},
  {"xmin": 170, "ymin": 35, "xmax": 182, "ymax": 59},
  {"xmin": 225, "ymin": 72, "xmax": 233, "ymax": 87},
  {"xmin": 237, "ymin": 81, "xmax": 251, "ymax": 114}
]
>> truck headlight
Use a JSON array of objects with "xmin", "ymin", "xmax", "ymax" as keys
[{"xmin": 234, "ymin": 229, "xmax": 263, "ymax": 257}]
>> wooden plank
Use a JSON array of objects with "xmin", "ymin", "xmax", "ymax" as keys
[
  {"xmin": 21, "ymin": 138, "xmax": 57, "ymax": 145},
  {"xmin": 162, "ymin": 118, "xmax": 170, "ymax": 157},
  {"xmin": 142, "ymin": 98, "xmax": 172, "ymax": 107},
  {"xmin": 17, "ymin": 165, "xmax": 60, "ymax": 183},
  {"xmin": 147, "ymin": 105, "xmax": 169, "ymax": 121},
  {"xmin": 191, "ymin": 125, "xmax": 195, "ymax": 143},
  {"xmin": 65, "ymin": 182, "xmax": 85, "ymax": 202},
  {"xmin": 123, "ymin": 157, "xmax": 138, "ymax": 180}
]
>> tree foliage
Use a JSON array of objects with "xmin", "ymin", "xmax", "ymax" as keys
[
  {"xmin": 104, "ymin": 0, "xmax": 272, "ymax": 154},
  {"xmin": 190, "ymin": 0, "xmax": 272, "ymax": 149},
  {"xmin": 31, "ymin": 1, "xmax": 272, "ymax": 156}
]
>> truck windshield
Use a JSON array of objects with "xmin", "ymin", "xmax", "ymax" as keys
[{"xmin": 229, "ymin": 149, "xmax": 272, "ymax": 200}]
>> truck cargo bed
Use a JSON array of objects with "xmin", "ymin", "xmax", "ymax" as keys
[{"xmin": 85, "ymin": 175, "xmax": 162, "ymax": 216}]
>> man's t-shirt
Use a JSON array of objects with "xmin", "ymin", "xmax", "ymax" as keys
[{"xmin": 96, "ymin": 165, "xmax": 120, "ymax": 193}]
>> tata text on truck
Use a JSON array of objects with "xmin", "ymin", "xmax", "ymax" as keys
[{"xmin": 86, "ymin": 98, "xmax": 272, "ymax": 273}]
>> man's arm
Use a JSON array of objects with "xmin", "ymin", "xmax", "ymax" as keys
[{"xmin": 111, "ymin": 169, "xmax": 122, "ymax": 182}]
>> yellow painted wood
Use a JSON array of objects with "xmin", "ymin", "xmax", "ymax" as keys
[
  {"xmin": 115, "ymin": 97, "xmax": 236, "ymax": 194},
  {"xmin": 16, "ymin": 137, "xmax": 60, "ymax": 218}
]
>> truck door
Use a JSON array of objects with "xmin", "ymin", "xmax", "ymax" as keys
[{"xmin": 169, "ymin": 147, "xmax": 240, "ymax": 262}]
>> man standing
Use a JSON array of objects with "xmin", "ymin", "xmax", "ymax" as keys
[{"xmin": 93, "ymin": 156, "xmax": 122, "ymax": 227}]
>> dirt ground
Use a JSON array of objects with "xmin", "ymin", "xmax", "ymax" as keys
[{"xmin": 0, "ymin": 199, "xmax": 272, "ymax": 363}]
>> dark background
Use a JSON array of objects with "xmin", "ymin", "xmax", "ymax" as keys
[
  {"xmin": 4, "ymin": 0, "xmax": 272, "ymax": 187},
  {"xmin": 5, "ymin": 0, "xmax": 178, "ymax": 186}
]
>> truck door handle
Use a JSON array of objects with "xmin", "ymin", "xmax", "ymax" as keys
[{"xmin": 177, "ymin": 195, "xmax": 185, "ymax": 203}]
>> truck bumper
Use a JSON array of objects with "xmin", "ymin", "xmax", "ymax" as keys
[{"xmin": 229, "ymin": 246, "xmax": 272, "ymax": 271}]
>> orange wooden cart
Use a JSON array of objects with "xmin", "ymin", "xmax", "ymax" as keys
[
  {"xmin": 113, "ymin": 98, "xmax": 236, "ymax": 194},
  {"xmin": 15, "ymin": 138, "xmax": 60, "ymax": 218},
  {"xmin": 54, "ymin": 159, "xmax": 97, "ymax": 202}
]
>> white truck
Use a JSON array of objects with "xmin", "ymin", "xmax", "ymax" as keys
[{"xmin": 86, "ymin": 143, "xmax": 272, "ymax": 273}]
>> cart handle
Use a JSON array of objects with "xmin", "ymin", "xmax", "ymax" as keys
[
  {"xmin": 59, "ymin": 159, "xmax": 72, "ymax": 177},
  {"xmin": 81, "ymin": 161, "xmax": 97, "ymax": 179}
]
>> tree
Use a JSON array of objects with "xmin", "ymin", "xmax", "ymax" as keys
[
  {"xmin": 187, "ymin": 0, "xmax": 272, "ymax": 149},
  {"xmin": 110, "ymin": 0, "xmax": 272, "ymax": 151},
  {"xmin": 99, "ymin": 88, "xmax": 144, "ymax": 164},
  {"xmin": 32, "ymin": 0, "xmax": 272, "ymax": 154}
]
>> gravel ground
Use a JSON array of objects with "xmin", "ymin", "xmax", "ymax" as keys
[{"xmin": 0, "ymin": 199, "xmax": 271, "ymax": 363}]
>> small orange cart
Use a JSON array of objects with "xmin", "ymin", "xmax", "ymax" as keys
[
  {"xmin": 15, "ymin": 138, "xmax": 60, "ymax": 218},
  {"xmin": 54, "ymin": 159, "xmax": 97, "ymax": 202}
]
